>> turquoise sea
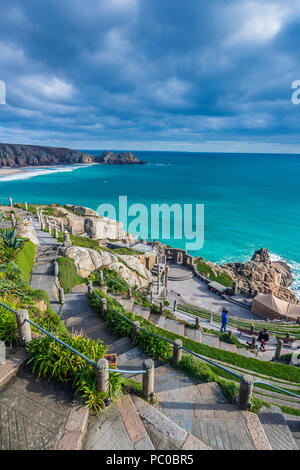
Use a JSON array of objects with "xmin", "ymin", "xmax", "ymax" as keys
[{"xmin": 1, "ymin": 151, "xmax": 300, "ymax": 295}]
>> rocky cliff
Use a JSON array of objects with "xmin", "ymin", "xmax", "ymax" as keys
[
  {"xmin": 96, "ymin": 151, "xmax": 146, "ymax": 165},
  {"xmin": 0, "ymin": 143, "xmax": 94, "ymax": 167},
  {"xmin": 216, "ymin": 248, "xmax": 297, "ymax": 303},
  {"xmin": 0, "ymin": 144, "xmax": 146, "ymax": 167}
]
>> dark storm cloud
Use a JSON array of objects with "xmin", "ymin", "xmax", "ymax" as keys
[{"xmin": 0, "ymin": 0, "xmax": 300, "ymax": 152}]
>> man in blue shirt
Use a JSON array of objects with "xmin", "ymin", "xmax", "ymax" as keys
[{"xmin": 220, "ymin": 308, "xmax": 228, "ymax": 332}]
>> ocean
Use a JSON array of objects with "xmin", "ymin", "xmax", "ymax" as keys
[{"xmin": 1, "ymin": 151, "xmax": 300, "ymax": 295}]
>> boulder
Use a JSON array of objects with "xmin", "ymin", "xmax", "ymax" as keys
[
  {"xmin": 84, "ymin": 216, "xmax": 125, "ymax": 240},
  {"xmin": 16, "ymin": 217, "xmax": 39, "ymax": 245},
  {"xmin": 65, "ymin": 205, "xmax": 99, "ymax": 217},
  {"xmin": 63, "ymin": 246, "xmax": 118, "ymax": 277},
  {"xmin": 109, "ymin": 261, "xmax": 150, "ymax": 288},
  {"xmin": 119, "ymin": 255, "xmax": 152, "ymax": 282}
]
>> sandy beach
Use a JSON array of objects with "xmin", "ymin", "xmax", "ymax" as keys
[{"xmin": 0, "ymin": 167, "xmax": 29, "ymax": 176}]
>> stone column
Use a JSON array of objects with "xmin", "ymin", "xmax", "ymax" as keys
[
  {"xmin": 172, "ymin": 339, "xmax": 183, "ymax": 366},
  {"xmin": 142, "ymin": 359, "xmax": 154, "ymax": 400},
  {"xmin": 100, "ymin": 298, "xmax": 107, "ymax": 316},
  {"xmin": 132, "ymin": 321, "xmax": 140, "ymax": 341},
  {"xmin": 173, "ymin": 300, "xmax": 177, "ymax": 312},
  {"xmin": 127, "ymin": 288, "xmax": 132, "ymax": 299},
  {"xmin": 228, "ymin": 330, "xmax": 233, "ymax": 340},
  {"xmin": 60, "ymin": 221, "xmax": 64, "ymax": 231},
  {"xmin": 160, "ymin": 302, "xmax": 164, "ymax": 315},
  {"xmin": 232, "ymin": 281, "xmax": 238, "ymax": 296},
  {"xmin": 25, "ymin": 201, "xmax": 28, "ymax": 211},
  {"xmin": 250, "ymin": 336, "xmax": 257, "ymax": 349},
  {"xmin": 54, "ymin": 226, "xmax": 58, "ymax": 239},
  {"xmin": 87, "ymin": 281, "xmax": 93, "ymax": 295},
  {"xmin": 95, "ymin": 358, "xmax": 109, "ymax": 394},
  {"xmin": 9, "ymin": 197, "xmax": 13, "ymax": 208},
  {"xmin": 164, "ymin": 266, "xmax": 169, "ymax": 288},
  {"xmin": 58, "ymin": 288, "xmax": 65, "ymax": 305},
  {"xmin": 195, "ymin": 317, "xmax": 201, "ymax": 330},
  {"xmin": 238, "ymin": 375, "xmax": 253, "ymax": 411},
  {"xmin": 64, "ymin": 231, "xmax": 72, "ymax": 247},
  {"xmin": 99, "ymin": 270, "xmax": 104, "ymax": 287},
  {"xmin": 10, "ymin": 213, "xmax": 16, "ymax": 227},
  {"xmin": 274, "ymin": 339, "xmax": 283, "ymax": 361},
  {"xmin": 210, "ymin": 313, "xmax": 213, "ymax": 324},
  {"xmin": 71, "ymin": 226, "xmax": 75, "ymax": 235},
  {"xmin": 16, "ymin": 309, "xmax": 32, "ymax": 345}
]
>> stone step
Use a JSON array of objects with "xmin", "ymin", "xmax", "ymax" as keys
[
  {"xmin": 254, "ymin": 393, "xmax": 300, "ymax": 411},
  {"xmin": 107, "ymin": 337, "xmax": 133, "ymax": 356},
  {"xmin": 131, "ymin": 394, "xmax": 211, "ymax": 450},
  {"xmin": 258, "ymin": 406, "xmax": 298, "ymax": 450},
  {"xmin": 83, "ymin": 394, "xmax": 154, "ymax": 450},
  {"xmin": 184, "ymin": 327, "xmax": 203, "ymax": 342},
  {"xmin": 118, "ymin": 297, "xmax": 135, "ymax": 312},
  {"xmin": 282, "ymin": 414, "xmax": 300, "ymax": 450},
  {"xmin": 219, "ymin": 341, "xmax": 238, "ymax": 353},
  {"xmin": 132, "ymin": 304, "xmax": 150, "ymax": 320},
  {"xmin": 202, "ymin": 333, "xmax": 220, "ymax": 349},
  {"xmin": 164, "ymin": 318, "xmax": 184, "ymax": 336},
  {"xmin": 153, "ymin": 372, "xmax": 271, "ymax": 450},
  {"xmin": 0, "ymin": 347, "xmax": 28, "ymax": 390},
  {"xmin": 156, "ymin": 315, "xmax": 166, "ymax": 329}
]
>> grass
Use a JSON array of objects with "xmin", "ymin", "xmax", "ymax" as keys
[
  {"xmin": 195, "ymin": 259, "xmax": 233, "ymax": 288},
  {"xmin": 57, "ymin": 256, "xmax": 84, "ymax": 293},
  {"xmin": 15, "ymin": 240, "xmax": 36, "ymax": 282}
]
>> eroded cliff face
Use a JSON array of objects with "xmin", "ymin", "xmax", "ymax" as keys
[
  {"xmin": 215, "ymin": 248, "xmax": 298, "ymax": 303},
  {"xmin": 96, "ymin": 151, "xmax": 146, "ymax": 165},
  {"xmin": 0, "ymin": 143, "xmax": 94, "ymax": 167}
]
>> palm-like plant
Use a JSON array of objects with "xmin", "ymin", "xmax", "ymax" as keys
[{"xmin": 0, "ymin": 227, "xmax": 23, "ymax": 249}]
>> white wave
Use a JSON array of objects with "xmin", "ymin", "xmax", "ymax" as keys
[{"xmin": 0, "ymin": 164, "xmax": 94, "ymax": 182}]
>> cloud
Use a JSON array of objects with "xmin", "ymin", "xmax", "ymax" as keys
[{"xmin": 0, "ymin": 0, "xmax": 299, "ymax": 152}]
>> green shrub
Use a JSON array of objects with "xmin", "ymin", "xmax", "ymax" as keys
[
  {"xmin": 175, "ymin": 355, "xmax": 215, "ymax": 383},
  {"xmin": 26, "ymin": 334, "xmax": 121, "ymax": 413},
  {"xmin": 195, "ymin": 259, "xmax": 233, "ymax": 287},
  {"xmin": 57, "ymin": 257, "xmax": 84, "ymax": 293},
  {"xmin": 15, "ymin": 240, "xmax": 36, "ymax": 282},
  {"xmin": 30, "ymin": 289, "xmax": 69, "ymax": 336},
  {"xmin": 0, "ymin": 302, "xmax": 17, "ymax": 345}
]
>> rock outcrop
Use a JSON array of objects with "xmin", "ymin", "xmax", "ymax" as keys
[
  {"xmin": 63, "ymin": 246, "xmax": 151, "ymax": 288},
  {"xmin": 217, "ymin": 248, "xmax": 297, "ymax": 303},
  {"xmin": 96, "ymin": 151, "xmax": 146, "ymax": 165},
  {"xmin": 0, "ymin": 143, "xmax": 94, "ymax": 167},
  {"xmin": 64, "ymin": 205, "xmax": 98, "ymax": 217},
  {"xmin": 0, "ymin": 143, "xmax": 147, "ymax": 167},
  {"xmin": 16, "ymin": 217, "xmax": 39, "ymax": 245}
]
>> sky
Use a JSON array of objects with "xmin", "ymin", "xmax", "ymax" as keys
[{"xmin": 1, "ymin": 0, "xmax": 300, "ymax": 153}]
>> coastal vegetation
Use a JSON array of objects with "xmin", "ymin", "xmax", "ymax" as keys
[
  {"xmin": 57, "ymin": 256, "xmax": 84, "ymax": 293},
  {"xmin": 195, "ymin": 258, "xmax": 233, "ymax": 287}
]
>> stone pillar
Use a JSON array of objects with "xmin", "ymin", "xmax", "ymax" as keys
[
  {"xmin": 60, "ymin": 221, "xmax": 64, "ymax": 231},
  {"xmin": 195, "ymin": 317, "xmax": 201, "ymax": 330},
  {"xmin": 164, "ymin": 266, "xmax": 169, "ymax": 288},
  {"xmin": 58, "ymin": 288, "xmax": 65, "ymax": 305},
  {"xmin": 54, "ymin": 262, "xmax": 58, "ymax": 278},
  {"xmin": 142, "ymin": 359, "xmax": 154, "ymax": 400},
  {"xmin": 132, "ymin": 321, "xmax": 140, "ymax": 341},
  {"xmin": 16, "ymin": 309, "xmax": 32, "ymax": 345},
  {"xmin": 10, "ymin": 213, "xmax": 16, "ymax": 227},
  {"xmin": 127, "ymin": 288, "xmax": 132, "ymax": 299},
  {"xmin": 250, "ymin": 336, "xmax": 257, "ymax": 349},
  {"xmin": 25, "ymin": 201, "xmax": 28, "ymax": 211},
  {"xmin": 95, "ymin": 358, "xmax": 109, "ymax": 394},
  {"xmin": 54, "ymin": 226, "xmax": 58, "ymax": 239},
  {"xmin": 100, "ymin": 298, "xmax": 107, "ymax": 316},
  {"xmin": 87, "ymin": 281, "xmax": 93, "ymax": 295},
  {"xmin": 250, "ymin": 325, "xmax": 255, "ymax": 333},
  {"xmin": 238, "ymin": 375, "xmax": 253, "ymax": 411},
  {"xmin": 228, "ymin": 330, "xmax": 233, "ymax": 340},
  {"xmin": 150, "ymin": 291, "xmax": 153, "ymax": 303},
  {"xmin": 102, "ymin": 286, "xmax": 108, "ymax": 295},
  {"xmin": 41, "ymin": 220, "xmax": 45, "ymax": 231},
  {"xmin": 71, "ymin": 226, "xmax": 75, "ymax": 235},
  {"xmin": 64, "ymin": 231, "xmax": 72, "ymax": 247},
  {"xmin": 274, "ymin": 339, "xmax": 283, "ymax": 361},
  {"xmin": 99, "ymin": 270, "xmax": 104, "ymax": 287},
  {"xmin": 173, "ymin": 300, "xmax": 177, "ymax": 312},
  {"xmin": 9, "ymin": 197, "xmax": 13, "ymax": 208},
  {"xmin": 210, "ymin": 313, "xmax": 213, "ymax": 324},
  {"xmin": 160, "ymin": 302, "xmax": 164, "ymax": 314},
  {"xmin": 232, "ymin": 281, "xmax": 238, "ymax": 296},
  {"xmin": 172, "ymin": 339, "xmax": 183, "ymax": 366}
]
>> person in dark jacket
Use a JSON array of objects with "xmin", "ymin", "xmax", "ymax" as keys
[
  {"xmin": 258, "ymin": 328, "xmax": 269, "ymax": 351},
  {"xmin": 220, "ymin": 308, "xmax": 228, "ymax": 332}
]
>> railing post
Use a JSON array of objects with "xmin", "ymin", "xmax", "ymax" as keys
[
  {"xmin": 195, "ymin": 317, "xmax": 201, "ymax": 330},
  {"xmin": 95, "ymin": 358, "xmax": 109, "ymax": 394},
  {"xmin": 238, "ymin": 375, "xmax": 253, "ymax": 410},
  {"xmin": 100, "ymin": 298, "xmax": 107, "ymax": 316},
  {"xmin": 102, "ymin": 286, "xmax": 108, "ymax": 295},
  {"xmin": 274, "ymin": 339, "xmax": 283, "ymax": 361},
  {"xmin": 54, "ymin": 262, "xmax": 58, "ymax": 278},
  {"xmin": 59, "ymin": 288, "xmax": 65, "ymax": 305},
  {"xmin": 250, "ymin": 325, "xmax": 255, "ymax": 333},
  {"xmin": 160, "ymin": 302, "xmax": 163, "ymax": 314},
  {"xmin": 99, "ymin": 270, "xmax": 104, "ymax": 287},
  {"xmin": 209, "ymin": 313, "xmax": 213, "ymax": 324},
  {"xmin": 132, "ymin": 321, "xmax": 140, "ymax": 341},
  {"xmin": 25, "ymin": 201, "xmax": 28, "ymax": 211},
  {"xmin": 142, "ymin": 359, "xmax": 154, "ymax": 400},
  {"xmin": 87, "ymin": 281, "xmax": 93, "ymax": 295},
  {"xmin": 16, "ymin": 309, "xmax": 32, "ymax": 345},
  {"xmin": 250, "ymin": 336, "xmax": 257, "ymax": 349},
  {"xmin": 54, "ymin": 226, "xmax": 58, "ymax": 239},
  {"xmin": 9, "ymin": 197, "xmax": 13, "ymax": 208},
  {"xmin": 173, "ymin": 300, "xmax": 177, "ymax": 312},
  {"xmin": 127, "ymin": 288, "xmax": 132, "ymax": 299},
  {"xmin": 172, "ymin": 339, "xmax": 183, "ymax": 366},
  {"xmin": 228, "ymin": 330, "xmax": 233, "ymax": 340}
]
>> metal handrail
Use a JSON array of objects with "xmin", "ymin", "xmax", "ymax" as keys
[
  {"xmin": 253, "ymin": 380, "xmax": 300, "ymax": 399},
  {"xmin": 0, "ymin": 300, "xmax": 146, "ymax": 375}
]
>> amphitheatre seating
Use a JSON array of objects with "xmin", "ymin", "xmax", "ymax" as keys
[{"xmin": 237, "ymin": 327, "xmax": 259, "ymax": 336}]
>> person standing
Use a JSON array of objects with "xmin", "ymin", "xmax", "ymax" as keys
[
  {"xmin": 220, "ymin": 308, "xmax": 228, "ymax": 332},
  {"xmin": 258, "ymin": 328, "xmax": 269, "ymax": 351}
]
